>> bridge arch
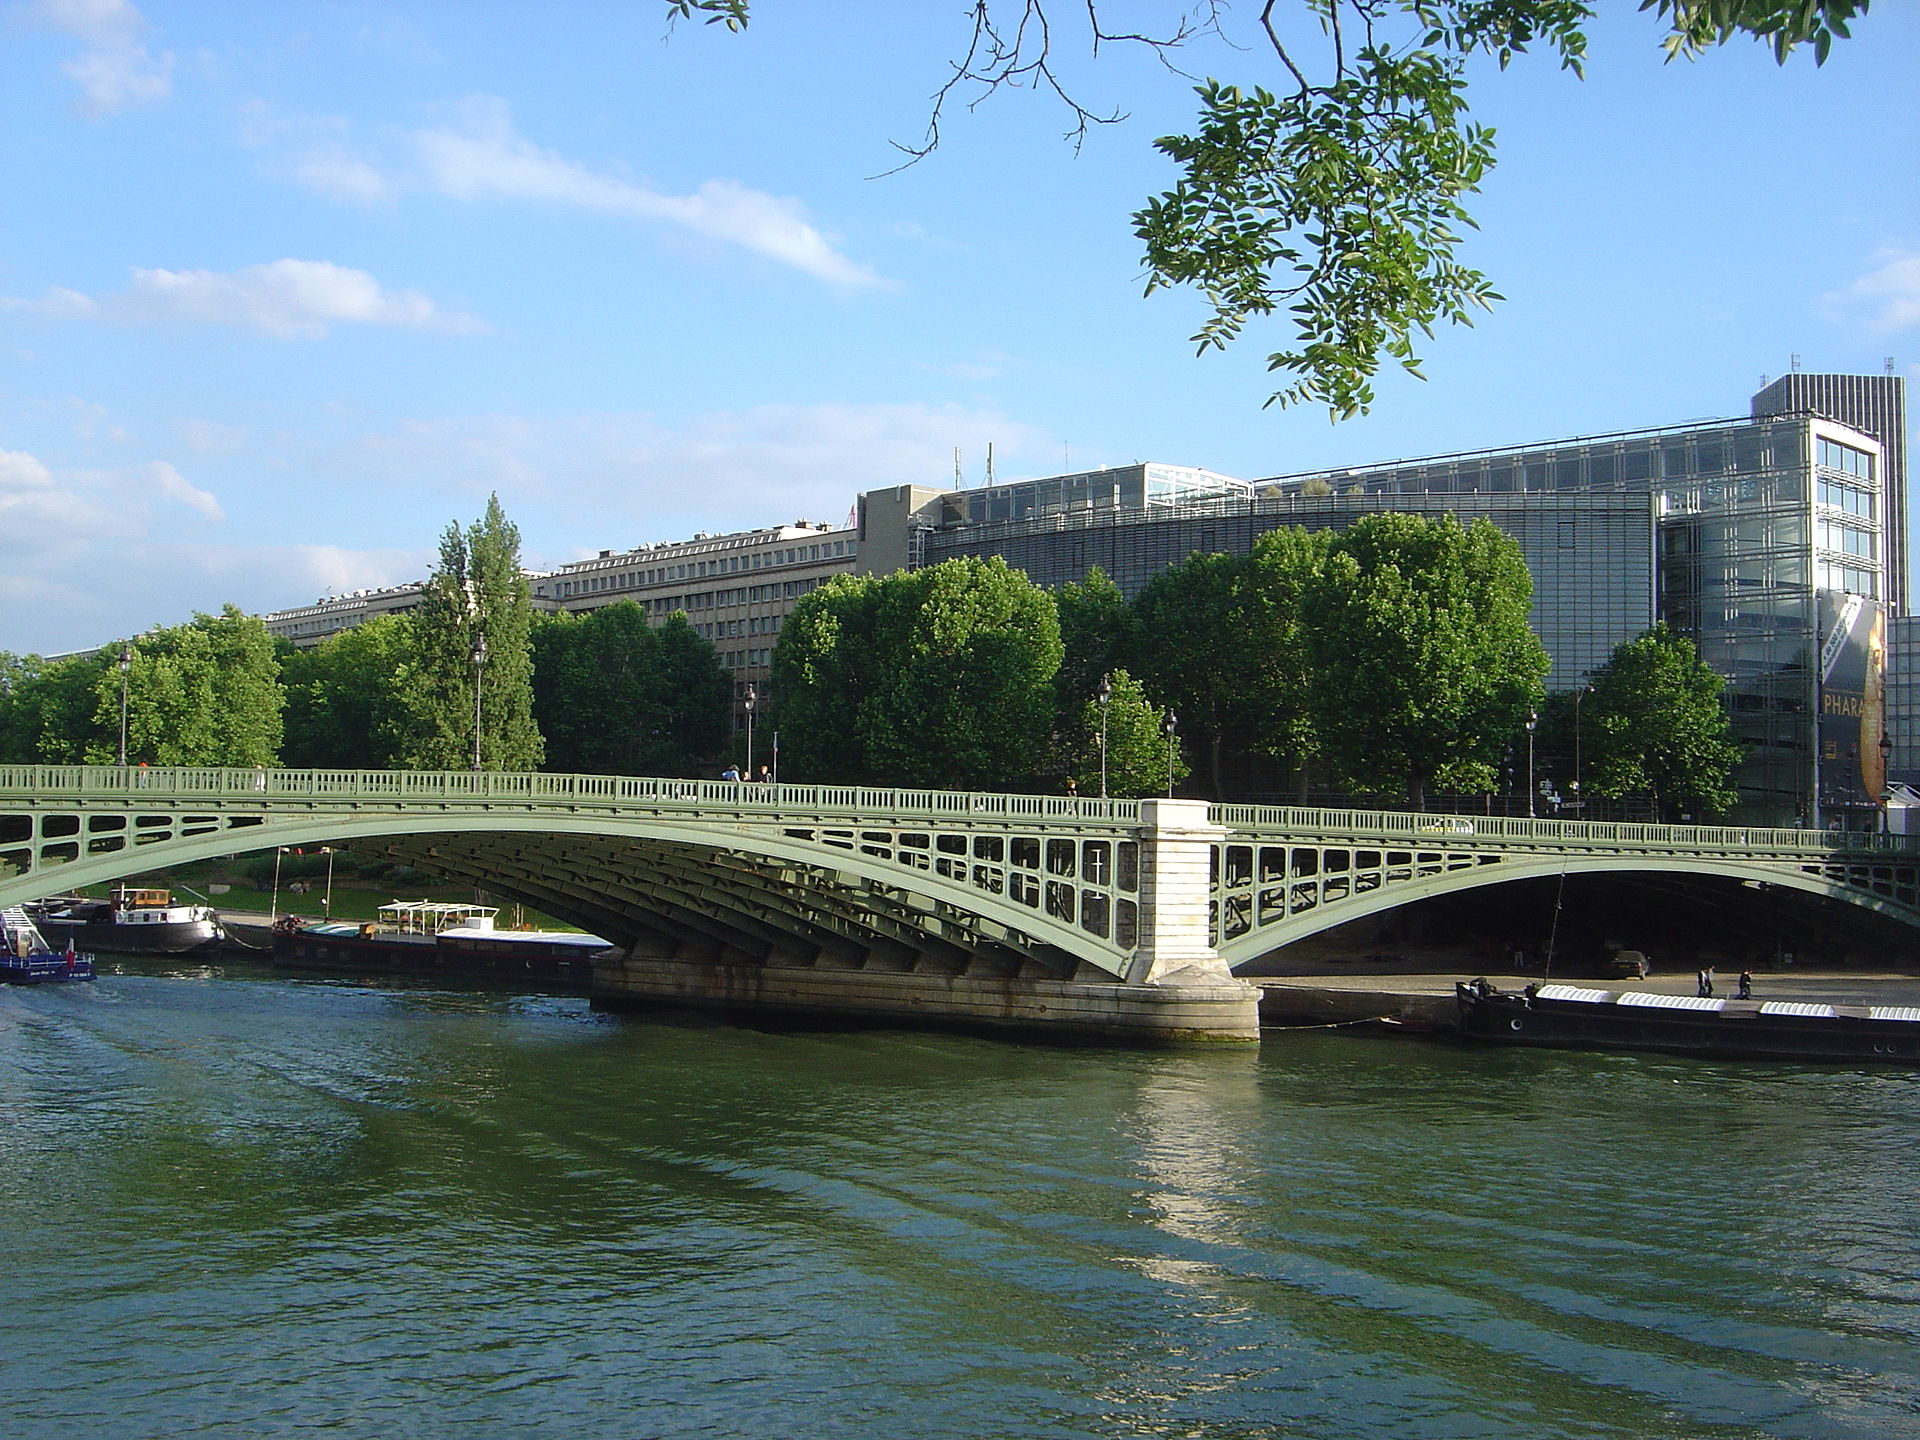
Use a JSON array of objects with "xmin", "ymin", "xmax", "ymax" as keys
[
  {"xmin": 1216, "ymin": 847, "xmax": 1920, "ymax": 969},
  {"xmin": 1, "ymin": 803, "xmax": 1146, "ymax": 980}
]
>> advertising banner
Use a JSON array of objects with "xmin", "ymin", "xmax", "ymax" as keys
[{"xmin": 1818, "ymin": 589, "xmax": 1887, "ymax": 812}]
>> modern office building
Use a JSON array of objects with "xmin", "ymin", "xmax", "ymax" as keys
[
  {"xmin": 876, "ymin": 379, "xmax": 1900, "ymax": 826},
  {"xmin": 1889, "ymin": 613, "xmax": 1920, "ymax": 788},
  {"xmin": 1753, "ymin": 369, "xmax": 1908, "ymax": 611}
]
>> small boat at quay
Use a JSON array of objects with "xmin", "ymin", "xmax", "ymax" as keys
[
  {"xmin": 272, "ymin": 900, "xmax": 613, "ymax": 987},
  {"xmin": 2, "ymin": 906, "xmax": 95, "ymax": 984},
  {"xmin": 1456, "ymin": 978, "xmax": 1920, "ymax": 1064},
  {"xmin": 29, "ymin": 887, "xmax": 225, "ymax": 955}
]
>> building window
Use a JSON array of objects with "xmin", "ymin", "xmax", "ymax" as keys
[
  {"xmin": 1817, "ymin": 477, "xmax": 1875, "ymax": 519},
  {"xmin": 1818, "ymin": 437, "xmax": 1875, "ymax": 481}
]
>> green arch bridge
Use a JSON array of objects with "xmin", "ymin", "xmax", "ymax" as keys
[{"xmin": 5, "ymin": 766, "xmax": 1917, "ymax": 1041}]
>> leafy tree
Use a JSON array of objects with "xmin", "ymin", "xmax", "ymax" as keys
[
  {"xmin": 1129, "ymin": 550, "xmax": 1250, "ymax": 798},
  {"xmin": 400, "ymin": 494, "xmax": 543, "ymax": 771},
  {"xmin": 1053, "ymin": 566, "xmax": 1129, "ymax": 724},
  {"xmin": 83, "ymin": 607, "xmax": 284, "ymax": 766},
  {"xmin": 281, "ymin": 616, "xmax": 416, "ymax": 769},
  {"xmin": 862, "ymin": 558, "xmax": 1064, "ymax": 789},
  {"xmin": 1241, "ymin": 526, "xmax": 1331, "ymax": 785},
  {"xmin": 1584, "ymin": 622, "xmax": 1742, "ymax": 818},
  {"xmin": 535, "ymin": 607, "xmax": 650, "ymax": 774},
  {"xmin": 1063, "ymin": 669, "xmax": 1189, "ymax": 798},
  {"xmin": 771, "ymin": 558, "xmax": 1062, "ymax": 789},
  {"xmin": 646, "ymin": 612, "xmax": 733, "ymax": 775},
  {"xmin": 1301, "ymin": 513, "xmax": 1548, "ymax": 808},
  {"xmin": 0, "ymin": 652, "xmax": 101, "ymax": 768},
  {"xmin": 768, "ymin": 574, "xmax": 885, "ymax": 783},
  {"xmin": 683, "ymin": 1, "xmax": 1869, "ymax": 416}
]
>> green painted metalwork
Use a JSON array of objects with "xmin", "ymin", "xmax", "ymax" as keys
[
  {"xmin": 0, "ymin": 766, "xmax": 1149, "ymax": 979},
  {"xmin": 5, "ymin": 767, "xmax": 1918, "ymax": 979},
  {"xmin": 1209, "ymin": 811, "xmax": 1920, "ymax": 962}
]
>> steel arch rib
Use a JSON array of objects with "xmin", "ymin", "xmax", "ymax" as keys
[
  {"xmin": 0, "ymin": 807, "xmax": 1134, "ymax": 978},
  {"xmin": 1218, "ymin": 851, "xmax": 1920, "ymax": 968}
]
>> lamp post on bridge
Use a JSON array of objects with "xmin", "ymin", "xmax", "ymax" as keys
[
  {"xmin": 1572, "ymin": 682, "xmax": 1593, "ymax": 816},
  {"xmin": 1881, "ymin": 728, "xmax": 1894, "ymax": 834},
  {"xmin": 1161, "ymin": 709, "xmax": 1178, "ymax": 799},
  {"xmin": 116, "ymin": 642, "xmax": 132, "ymax": 767},
  {"xmin": 743, "ymin": 682, "xmax": 757, "ymax": 782},
  {"xmin": 1525, "ymin": 708, "xmax": 1539, "ymax": 819},
  {"xmin": 469, "ymin": 632, "xmax": 488, "ymax": 771},
  {"xmin": 1096, "ymin": 674, "xmax": 1113, "ymax": 800}
]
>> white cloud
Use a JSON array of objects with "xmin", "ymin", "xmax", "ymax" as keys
[
  {"xmin": 5, "ymin": 260, "xmax": 485, "ymax": 339},
  {"xmin": 291, "ymin": 147, "xmax": 395, "ymax": 206},
  {"xmin": 1831, "ymin": 249, "xmax": 1920, "ymax": 333},
  {"xmin": 0, "ymin": 443, "xmax": 424, "ymax": 654},
  {"xmin": 412, "ymin": 98, "xmax": 885, "ymax": 289},
  {"xmin": 0, "ymin": 449, "xmax": 56, "ymax": 489},
  {"xmin": 31, "ymin": 0, "xmax": 173, "ymax": 116},
  {"xmin": 173, "ymin": 417, "xmax": 249, "ymax": 456},
  {"xmin": 258, "ymin": 96, "xmax": 884, "ymax": 289},
  {"xmin": 337, "ymin": 400, "xmax": 1047, "ymax": 538}
]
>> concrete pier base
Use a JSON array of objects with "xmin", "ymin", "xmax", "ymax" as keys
[{"xmin": 593, "ymin": 956, "xmax": 1262, "ymax": 1044}]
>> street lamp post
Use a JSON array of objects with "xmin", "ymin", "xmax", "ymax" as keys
[
  {"xmin": 469, "ymin": 632, "xmax": 488, "ymax": 771},
  {"xmin": 1161, "ymin": 710, "xmax": 1178, "ymax": 799},
  {"xmin": 743, "ymin": 683, "xmax": 757, "ymax": 781},
  {"xmin": 117, "ymin": 642, "xmax": 132, "ymax": 766},
  {"xmin": 1573, "ymin": 683, "xmax": 1593, "ymax": 813},
  {"xmin": 1096, "ymin": 674, "xmax": 1113, "ymax": 799},
  {"xmin": 1525, "ymin": 708, "xmax": 1539, "ymax": 819},
  {"xmin": 1881, "ymin": 729, "xmax": 1894, "ymax": 833}
]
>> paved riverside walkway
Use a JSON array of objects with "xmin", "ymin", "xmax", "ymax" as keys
[{"xmin": 1256, "ymin": 969, "xmax": 1920, "ymax": 1028}]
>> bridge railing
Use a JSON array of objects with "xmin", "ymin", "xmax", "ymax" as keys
[
  {"xmin": 0, "ymin": 765, "xmax": 1143, "ymax": 825},
  {"xmin": 1210, "ymin": 802, "xmax": 1920, "ymax": 854},
  {"xmin": 5, "ymin": 766, "xmax": 1911, "ymax": 853}
]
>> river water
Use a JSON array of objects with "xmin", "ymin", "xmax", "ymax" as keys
[{"xmin": 3, "ymin": 961, "xmax": 1918, "ymax": 1440}]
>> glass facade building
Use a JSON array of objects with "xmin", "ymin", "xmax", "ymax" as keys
[{"xmin": 900, "ymin": 381, "xmax": 1901, "ymax": 826}]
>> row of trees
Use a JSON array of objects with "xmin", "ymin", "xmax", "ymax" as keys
[
  {"xmin": 0, "ymin": 497, "xmax": 735, "ymax": 777},
  {"xmin": 0, "ymin": 498, "xmax": 1741, "ymax": 813},
  {"xmin": 0, "ymin": 604, "xmax": 283, "ymax": 766},
  {"xmin": 769, "ymin": 555, "xmax": 1187, "ymax": 795},
  {"xmin": 767, "ymin": 514, "xmax": 1741, "ymax": 814}
]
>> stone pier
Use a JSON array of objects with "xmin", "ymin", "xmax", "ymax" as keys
[{"xmin": 592, "ymin": 797, "xmax": 1262, "ymax": 1044}]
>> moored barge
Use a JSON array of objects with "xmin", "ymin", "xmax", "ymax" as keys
[
  {"xmin": 1456, "ymin": 979, "xmax": 1920, "ymax": 1064},
  {"xmin": 2, "ymin": 906, "xmax": 95, "ymax": 984},
  {"xmin": 273, "ymin": 900, "xmax": 613, "ymax": 987},
  {"xmin": 31, "ymin": 887, "xmax": 224, "ymax": 955}
]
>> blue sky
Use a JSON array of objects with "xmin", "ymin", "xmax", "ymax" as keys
[{"xmin": 3, "ymin": 0, "xmax": 1916, "ymax": 654}]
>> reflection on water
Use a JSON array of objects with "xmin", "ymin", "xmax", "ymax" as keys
[{"xmin": 1, "ymin": 965, "xmax": 1917, "ymax": 1439}]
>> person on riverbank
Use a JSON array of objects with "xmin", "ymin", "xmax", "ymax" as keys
[
  {"xmin": 1697, "ymin": 966, "xmax": 1716, "ymax": 997},
  {"xmin": 1737, "ymin": 970, "xmax": 1753, "ymax": 1000}
]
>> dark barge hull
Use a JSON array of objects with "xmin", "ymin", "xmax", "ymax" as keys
[
  {"xmin": 1456, "ymin": 983, "xmax": 1920, "ymax": 1064},
  {"xmin": 35, "ymin": 918, "xmax": 222, "ymax": 956},
  {"xmin": 272, "ymin": 930, "xmax": 598, "ymax": 988}
]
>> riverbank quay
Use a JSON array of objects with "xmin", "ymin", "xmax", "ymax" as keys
[{"xmin": 1257, "ymin": 968, "xmax": 1920, "ymax": 1032}]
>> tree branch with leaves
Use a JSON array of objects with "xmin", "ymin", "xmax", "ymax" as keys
[{"xmin": 672, "ymin": 0, "xmax": 1868, "ymax": 417}]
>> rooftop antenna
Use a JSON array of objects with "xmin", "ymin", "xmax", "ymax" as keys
[
  {"xmin": 986, "ymin": 441, "xmax": 996, "ymax": 486},
  {"xmin": 1791, "ymin": 353, "xmax": 1802, "ymax": 373},
  {"xmin": 1888, "ymin": 357, "xmax": 1899, "ymax": 376},
  {"xmin": 953, "ymin": 446, "xmax": 962, "ymax": 489},
  {"xmin": 1064, "ymin": 442, "xmax": 1071, "ymax": 471}
]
